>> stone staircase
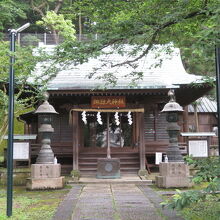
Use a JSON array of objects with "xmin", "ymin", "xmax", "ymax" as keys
[{"xmin": 79, "ymin": 151, "xmax": 140, "ymax": 176}]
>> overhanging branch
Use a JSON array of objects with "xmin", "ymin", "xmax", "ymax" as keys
[{"xmin": 111, "ymin": 9, "xmax": 208, "ymax": 67}]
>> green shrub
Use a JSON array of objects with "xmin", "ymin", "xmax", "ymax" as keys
[
  {"xmin": 70, "ymin": 170, "xmax": 81, "ymax": 179},
  {"xmin": 184, "ymin": 156, "xmax": 220, "ymax": 184}
]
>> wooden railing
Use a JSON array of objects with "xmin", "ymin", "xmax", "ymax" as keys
[{"xmin": 145, "ymin": 141, "xmax": 187, "ymax": 155}]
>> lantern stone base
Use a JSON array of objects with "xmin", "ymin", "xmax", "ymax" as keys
[
  {"xmin": 155, "ymin": 162, "xmax": 193, "ymax": 188},
  {"xmin": 26, "ymin": 164, "xmax": 64, "ymax": 190},
  {"xmin": 26, "ymin": 177, "xmax": 64, "ymax": 190}
]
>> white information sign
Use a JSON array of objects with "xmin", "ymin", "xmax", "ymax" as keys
[
  {"xmin": 188, "ymin": 140, "xmax": 208, "ymax": 157},
  {"xmin": 155, "ymin": 152, "xmax": 163, "ymax": 164},
  {"xmin": 13, "ymin": 142, "xmax": 29, "ymax": 160}
]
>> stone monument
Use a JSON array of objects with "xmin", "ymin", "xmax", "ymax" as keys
[
  {"xmin": 156, "ymin": 90, "xmax": 192, "ymax": 188},
  {"xmin": 26, "ymin": 93, "xmax": 64, "ymax": 190}
]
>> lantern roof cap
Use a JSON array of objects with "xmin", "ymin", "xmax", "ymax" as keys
[
  {"xmin": 35, "ymin": 92, "xmax": 58, "ymax": 114},
  {"xmin": 161, "ymin": 90, "xmax": 183, "ymax": 112}
]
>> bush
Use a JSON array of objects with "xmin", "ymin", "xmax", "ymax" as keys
[
  {"xmin": 70, "ymin": 170, "xmax": 80, "ymax": 180},
  {"xmin": 184, "ymin": 156, "xmax": 220, "ymax": 184}
]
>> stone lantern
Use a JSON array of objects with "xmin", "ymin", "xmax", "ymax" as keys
[
  {"xmin": 35, "ymin": 93, "xmax": 58, "ymax": 164},
  {"xmin": 161, "ymin": 89, "xmax": 184, "ymax": 162},
  {"xmin": 156, "ymin": 90, "xmax": 192, "ymax": 188},
  {"xmin": 26, "ymin": 93, "xmax": 64, "ymax": 190}
]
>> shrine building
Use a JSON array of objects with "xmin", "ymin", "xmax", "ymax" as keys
[{"xmin": 20, "ymin": 45, "xmax": 213, "ymax": 176}]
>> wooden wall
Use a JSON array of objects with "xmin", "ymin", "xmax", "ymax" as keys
[
  {"xmin": 51, "ymin": 111, "xmax": 73, "ymax": 143},
  {"xmin": 188, "ymin": 113, "xmax": 217, "ymax": 132}
]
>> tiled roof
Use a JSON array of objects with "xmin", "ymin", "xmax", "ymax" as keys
[
  {"xmin": 188, "ymin": 97, "xmax": 217, "ymax": 113},
  {"xmin": 34, "ymin": 44, "xmax": 204, "ymax": 90}
]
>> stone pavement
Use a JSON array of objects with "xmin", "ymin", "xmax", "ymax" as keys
[{"xmin": 52, "ymin": 183, "xmax": 183, "ymax": 220}]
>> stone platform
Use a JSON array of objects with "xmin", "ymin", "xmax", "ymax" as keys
[
  {"xmin": 27, "ymin": 163, "xmax": 64, "ymax": 190},
  {"xmin": 156, "ymin": 162, "xmax": 193, "ymax": 188},
  {"xmin": 68, "ymin": 175, "xmax": 152, "ymax": 185},
  {"xmin": 26, "ymin": 176, "xmax": 64, "ymax": 190}
]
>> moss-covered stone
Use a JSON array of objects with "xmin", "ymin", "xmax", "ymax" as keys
[{"xmin": 0, "ymin": 168, "xmax": 30, "ymax": 186}]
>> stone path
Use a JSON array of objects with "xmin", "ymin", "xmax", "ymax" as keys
[{"xmin": 53, "ymin": 184, "xmax": 183, "ymax": 220}]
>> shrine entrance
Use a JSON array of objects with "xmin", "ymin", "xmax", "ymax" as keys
[
  {"xmin": 71, "ymin": 109, "xmax": 145, "ymax": 175},
  {"xmin": 70, "ymin": 95, "xmax": 146, "ymax": 175},
  {"xmin": 82, "ymin": 112, "xmax": 133, "ymax": 149}
]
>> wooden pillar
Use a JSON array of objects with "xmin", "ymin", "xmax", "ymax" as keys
[
  {"xmin": 182, "ymin": 106, "xmax": 189, "ymax": 143},
  {"xmin": 119, "ymin": 114, "xmax": 122, "ymax": 148},
  {"xmin": 90, "ymin": 122, "xmax": 97, "ymax": 147},
  {"xmin": 132, "ymin": 113, "xmax": 136, "ymax": 147},
  {"xmin": 183, "ymin": 106, "xmax": 189, "ymax": 132},
  {"xmin": 72, "ymin": 111, "xmax": 79, "ymax": 170},
  {"xmin": 139, "ymin": 112, "xmax": 146, "ymax": 172},
  {"xmin": 106, "ymin": 112, "xmax": 111, "ymax": 158},
  {"xmin": 79, "ymin": 117, "xmax": 84, "ymax": 149},
  {"xmin": 135, "ymin": 113, "xmax": 140, "ymax": 147}
]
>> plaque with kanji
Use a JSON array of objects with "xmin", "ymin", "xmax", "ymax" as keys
[
  {"xmin": 91, "ymin": 96, "xmax": 126, "ymax": 108},
  {"xmin": 188, "ymin": 140, "xmax": 208, "ymax": 157}
]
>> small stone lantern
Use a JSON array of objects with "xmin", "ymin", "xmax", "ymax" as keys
[
  {"xmin": 35, "ymin": 93, "xmax": 58, "ymax": 164},
  {"xmin": 156, "ymin": 90, "xmax": 192, "ymax": 188},
  {"xmin": 26, "ymin": 93, "xmax": 64, "ymax": 190},
  {"xmin": 161, "ymin": 89, "xmax": 184, "ymax": 162}
]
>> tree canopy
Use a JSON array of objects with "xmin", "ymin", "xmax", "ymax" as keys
[{"xmin": 53, "ymin": 0, "xmax": 219, "ymax": 77}]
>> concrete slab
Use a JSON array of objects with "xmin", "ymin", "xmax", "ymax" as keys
[{"xmin": 68, "ymin": 175, "xmax": 152, "ymax": 185}]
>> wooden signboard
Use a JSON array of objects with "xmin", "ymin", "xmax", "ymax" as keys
[
  {"xmin": 91, "ymin": 96, "xmax": 126, "ymax": 108},
  {"xmin": 13, "ymin": 142, "xmax": 30, "ymax": 160},
  {"xmin": 188, "ymin": 140, "xmax": 208, "ymax": 157}
]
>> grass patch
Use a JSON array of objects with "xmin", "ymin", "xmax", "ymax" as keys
[
  {"xmin": 149, "ymin": 182, "xmax": 209, "ymax": 192},
  {"xmin": 0, "ymin": 185, "xmax": 70, "ymax": 220},
  {"xmin": 180, "ymin": 195, "xmax": 220, "ymax": 220}
]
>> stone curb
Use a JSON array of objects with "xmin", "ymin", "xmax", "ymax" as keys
[
  {"xmin": 138, "ymin": 185, "xmax": 184, "ymax": 220},
  {"xmin": 68, "ymin": 180, "xmax": 153, "ymax": 185},
  {"xmin": 52, "ymin": 185, "xmax": 83, "ymax": 220}
]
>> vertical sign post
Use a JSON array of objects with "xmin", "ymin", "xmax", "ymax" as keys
[
  {"xmin": 7, "ymin": 23, "xmax": 30, "ymax": 217},
  {"xmin": 7, "ymin": 29, "xmax": 16, "ymax": 218}
]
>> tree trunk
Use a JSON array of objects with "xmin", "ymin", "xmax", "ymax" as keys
[{"xmin": 79, "ymin": 13, "xmax": 82, "ymax": 41}]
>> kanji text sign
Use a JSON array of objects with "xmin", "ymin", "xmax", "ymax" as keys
[
  {"xmin": 188, "ymin": 140, "xmax": 208, "ymax": 157},
  {"xmin": 91, "ymin": 96, "xmax": 126, "ymax": 108}
]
